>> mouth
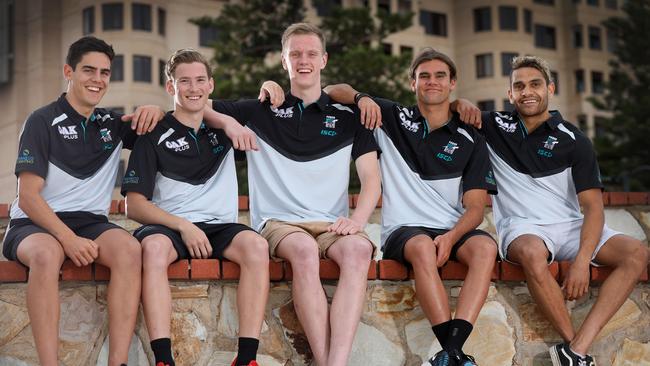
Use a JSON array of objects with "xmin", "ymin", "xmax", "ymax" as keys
[
  {"xmin": 520, "ymin": 98, "xmax": 539, "ymax": 105},
  {"xmin": 85, "ymin": 86, "xmax": 101, "ymax": 93},
  {"xmin": 297, "ymin": 68, "xmax": 312, "ymax": 74},
  {"xmin": 185, "ymin": 95, "xmax": 202, "ymax": 101}
]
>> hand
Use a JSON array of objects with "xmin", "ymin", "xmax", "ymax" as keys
[
  {"xmin": 60, "ymin": 235, "xmax": 99, "ymax": 267},
  {"xmin": 327, "ymin": 217, "xmax": 365, "ymax": 235},
  {"xmin": 456, "ymin": 99, "xmax": 481, "ymax": 128},
  {"xmin": 179, "ymin": 221, "xmax": 212, "ymax": 259},
  {"xmin": 122, "ymin": 105, "xmax": 165, "ymax": 135},
  {"xmin": 562, "ymin": 261, "xmax": 590, "ymax": 300},
  {"xmin": 258, "ymin": 81, "xmax": 285, "ymax": 108},
  {"xmin": 223, "ymin": 120, "xmax": 258, "ymax": 151},
  {"xmin": 433, "ymin": 233, "xmax": 454, "ymax": 267},
  {"xmin": 358, "ymin": 96, "xmax": 382, "ymax": 130}
]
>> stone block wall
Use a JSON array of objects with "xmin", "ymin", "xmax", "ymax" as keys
[{"xmin": 0, "ymin": 194, "xmax": 649, "ymax": 365}]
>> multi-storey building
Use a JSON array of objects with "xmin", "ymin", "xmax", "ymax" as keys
[{"xmin": 0, "ymin": 0, "xmax": 623, "ymax": 202}]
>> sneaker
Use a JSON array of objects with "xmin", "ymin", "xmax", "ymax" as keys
[
  {"xmin": 549, "ymin": 343, "xmax": 596, "ymax": 366},
  {"xmin": 449, "ymin": 349, "xmax": 478, "ymax": 366},
  {"xmin": 230, "ymin": 359, "xmax": 259, "ymax": 366},
  {"xmin": 422, "ymin": 350, "xmax": 454, "ymax": 366}
]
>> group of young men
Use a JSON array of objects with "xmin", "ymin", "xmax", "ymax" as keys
[{"xmin": 3, "ymin": 21, "xmax": 647, "ymax": 366}]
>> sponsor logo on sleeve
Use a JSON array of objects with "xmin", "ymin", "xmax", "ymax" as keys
[
  {"xmin": 16, "ymin": 149, "xmax": 34, "ymax": 164},
  {"xmin": 122, "ymin": 170, "xmax": 139, "ymax": 184}
]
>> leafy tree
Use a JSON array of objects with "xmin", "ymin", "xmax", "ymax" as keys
[
  {"xmin": 592, "ymin": 0, "xmax": 650, "ymax": 190},
  {"xmin": 192, "ymin": 0, "xmax": 413, "ymax": 193}
]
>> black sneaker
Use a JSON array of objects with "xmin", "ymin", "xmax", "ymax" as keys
[
  {"xmin": 449, "ymin": 349, "xmax": 478, "ymax": 366},
  {"xmin": 423, "ymin": 350, "xmax": 455, "ymax": 366},
  {"xmin": 549, "ymin": 343, "xmax": 597, "ymax": 366}
]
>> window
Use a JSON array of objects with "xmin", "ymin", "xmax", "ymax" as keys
[
  {"xmin": 314, "ymin": 0, "xmax": 341, "ymax": 17},
  {"xmin": 575, "ymin": 69, "xmax": 585, "ymax": 93},
  {"xmin": 420, "ymin": 10, "xmax": 447, "ymax": 36},
  {"xmin": 499, "ymin": 6, "xmax": 517, "ymax": 31},
  {"xmin": 550, "ymin": 71, "xmax": 559, "ymax": 94},
  {"xmin": 398, "ymin": 0, "xmax": 411, "ymax": 14},
  {"xmin": 534, "ymin": 24, "xmax": 556, "ymax": 49},
  {"xmin": 605, "ymin": 0, "xmax": 617, "ymax": 9},
  {"xmin": 132, "ymin": 3, "xmax": 151, "ymax": 31},
  {"xmin": 382, "ymin": 43, "xmax": 392, "ymax": 55},
  {"xmin": 533, "ymin": 0, "xmax": 554, "ymax": 4},
  {"xmin": 503, "ymin": 99, "xmax": 515, "ymax": 112},
  {"xmin": 594, "ymin": 116, "xmax": 607, "ymax": 139},
  {"xmin": 473, "ymin": 7, "xmax": 491, "ymax": 32},
  {"xmin": 606, "ymin": 29, "xmax": 617, "ymax": 53},
  {"xmin": 591, "ymin": 71, "xmax": 604, "ymax": 94},
  {"xmin": 0, "ymin": 0, "xmax": 15, "ymax": 85},
  {"xmin": 133, "ymin": 55, "xmax": 152, "ymax": 82},
  {"xmin": 588, "ymin": 26, "xmax": 602, "ymax": 50},
  {"xmin": 102, "ymin": 3, "xmax": 123, "ymax": 31},
  {"xmin": 577, "ymin": 114, "xmax": 587, "ymax": 132},
  {"xmin": 158, "ymin": 7, "xmax": 166, "ymax": 36},
  {"xmin": 111, "ymin": 55, "xmax": 124, "ymax": 82},
  {"xmin": 572, "ymin": 25, "xmax": 583, "ymax": 48},
  {"xmin": 477, "ymin": 100, "xmax": 495, "ymax": 111},
  {"xmin": 587, "ymin": 0, "xmax": 599, "ymax": 6},
  {"xmin": 476, "ymin": 53, "xmax": 493, "ymax": 78},
  {"xmin": 82, "ymin": 6, "xmax": 94, "ymax": 35},
  {"xmin": 159, "ymin": 59, "xmax": 166, "ymax": 86},
  {"xmin": 199, "ymin": 24, "xmax": 219, "ymax": 47},
  {"xmin": 400, "ymin": 45, "xmax": 413, "ymax": 56},
  {"xmin": 377, "ymin": 0, "xmax": 390, "ymax": 13},
  {"xmin": 501, "ymin": 52, "xmax": 518, "ymax": 76},
  {"xmin": 524, "ymin": 9, "xmax": 532, "ymax": 33}
]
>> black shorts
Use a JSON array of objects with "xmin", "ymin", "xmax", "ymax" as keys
[
  {"xmin": 382, "ymin": 226, "xmax": 495, "ymax": 265},
  {"xmin": 2, "ymin": 212, "xmax": 123, "ymax": 264},
  {"xmin": 133, "ymin": 222, "xmax": 255, "ymax": 261}
]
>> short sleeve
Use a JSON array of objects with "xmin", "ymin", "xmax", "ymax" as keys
[
  {"xmin": 462, "ymin": 134, "xmax": 498, "ymax": 195},
  {"xmin": 15, "ymin": 114, "xmax": 50, "ymax": 179},
  {"xmin": 571, "ymin": 136, "xmax": 603, "ymax": 193},
  {"xmin": 212, "ymin": 99, "xmax": 257, "ymax": 125},
  {"xmin": 120, "ymin": 136, "xmax": 158, "ymax": 199},
  {"xmin": 352, "ymin": 124, "xmax": 381, "ymax": 160}
]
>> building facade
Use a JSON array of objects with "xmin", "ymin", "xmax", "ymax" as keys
[{"xmin": 0, "ymin": 0, "xmax": 622, "ymax": 202}]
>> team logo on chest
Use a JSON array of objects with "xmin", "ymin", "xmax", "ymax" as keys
[
  {"xmin": 271, "ymin": 106, "xmax": 294, "ymax": 118},
  {"xmin": 165, "ymin": 137, "xmax": 190, "ymax": 152},
  {"xmin": 321, "ymin": 115, "xmax": 338, "ymax": 136},
  {"xmin": 494, "ymin": 112, "xmax": 517, "ymax": 133},
  {"xmin": 207, "ymin": 132, "xmax": 224, "ymax": 154},
  {"xmin": 537, "ymin": 136, "xmax": 559, "ymax": 158},
  {"xmin": 58, "ymin": 125, "xmax": 78, "ymax": 140},
  {"xmin": 99, "ymin": 128, "xmax": 112, "ymax": 142},
  {"xmin": 437, "ymin": 141, "xmax": 458, "ymax": 162},
  {"xmin": 398, "ymin": 107, "xmax": 420, "ymax": 133}
]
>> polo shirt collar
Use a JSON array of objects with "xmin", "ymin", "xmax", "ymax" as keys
[
  {"xmin": 412, "ymin": 105, "xmax": 459, "ymax": 134},
  {"xmin": 512, "ymin": 109, "xmax": 564, "ymax": 131},
  {"xmin": 164, "ymin": 112, "xmax": 206, "ymax": 133},
  {"xmin": 284, "ymin": 90, "xmax": 330, "ymax": 111},
  {"xmin": 57, "ymin": 93, "xmax": 92, "ymax": 123}
]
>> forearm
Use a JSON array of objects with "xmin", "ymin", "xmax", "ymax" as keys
[
  {"xmin": 323, "ymin": 84, "xmax": 358, "ymax": 104},
  {"xmin": 18, "ymin": 191, "xmax": 75, "ymax": 242},
  {"xmin": 203, "ymin": 100, "xmax": 239, "ymax": 129},
  {"xmin": 350, "ymin": 172, "xmax": 381, "ymax": 226},
  {"xmin": 125, "ymin": 195, "xmax": 188, "ymax": 231},
  {"xmin": 447, "ymin": 205, "xmax": 485, "ymax": 244},
  {"xmin": 576, "ymin": 205, "xmax": 604, "ymax": 263}
]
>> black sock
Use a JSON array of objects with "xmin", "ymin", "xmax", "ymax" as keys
[
  {"xmin": 432, "ymin": 320, "xmax": 451, "ymax": 351},
  {"xmin": 236, "ymin": 337, "xmax": 259, "ymax": 365},
  {"xmin": 445, "ymin": 318, "xmax": 473, "ymax": 352},
  {"xmin": 150, "ymin": 338, "xmax": 175, "ymax": 366}
]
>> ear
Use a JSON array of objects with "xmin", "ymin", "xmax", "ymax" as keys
[
  {"xmin": 63, "ymin": 64, "xmax": 73, "ymax": 81},
  {"xmin": 165, "ymin": 79, "xmax": 175, "ymax": 96},
  {"xmin": 321, "ymin": 52, "xmax": 328, "ymax": 69},
  {"xmin": 281, "ymin": 53, "xmax": 288, "ymax": 71},
  {"xmin": 507, "ymin": 88, "xmax": 514, "ymax": 104},
  {"xmin": 208, "ymin": 77, "xmax": 215, "ymax": 94},
  {"xmin": 410, "ymin": 78, "xmax": 416, "ymax": 93},
  {"xmin": 548, "ymin": 81, "xmax": 556, "ymax": 97},
  {"xmin": 449, "ymin": 77, "xmax": 457, "ymax": 91}
]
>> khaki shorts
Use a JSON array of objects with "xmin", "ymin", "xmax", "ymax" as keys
[{"xmin": 261, "ymin": 220, "xmax": 376, "ymax": 261}]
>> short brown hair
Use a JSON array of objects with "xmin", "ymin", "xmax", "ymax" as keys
[
  {"xmin": 165, "ymin": 48, "xmax": 211, "ymax": 80},
  {"xmin": 281, "ymin": 23, "xmax": 326, "ymax": 54},
  {"xmin": 409, "ymin": 48, "xmax": 457, "ymax": 81},
  {"xmin": 510, "ymin": 55, "xmax": 552, "ymax": 85}
]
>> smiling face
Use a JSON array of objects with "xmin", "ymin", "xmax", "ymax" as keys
[
  {"xmin": 281, "ymin": 33, "xmax": 328, "ymax": 90},
  {"xmin": 64, "ymin": 51, "xmax": 111, "ymax": 111},
  {"xmin": 508, "ymin": 67, "xmax": 555, "ymax": 119},
  {"xmin": 167, "ymin": 61, "xmax": 214, "ymax": 113},
  {"xmin": 411, "ymin": 59, "xmax": 456, "ymax": 107}
]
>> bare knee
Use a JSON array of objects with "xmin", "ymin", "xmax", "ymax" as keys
[
  {"xmin": 26, "ymin": 244, "xmax": 65, "ymax": 274},
  {"xmin": 286, "ymin": 243, "xmax": 320, "ymax": 272},
  {"xmin": 334, "ymin": 238, "xmax": 372, "ymax": 269},
  {"xmin": 404, "ymin": 236, "xmax": 436, "ymax": 269},
  {"xmin": 463, "ymin": 238, "xmax": 497, "ymax": 268},
  {"xmin": 238, "ymin": 234, "xmax": 269, "ymax": 267},
  {"xmin": 508, "ymin": 242, "xmax": 549, "ymax": 280},
  {"xmin": 142, "ymin": 236, "xmax": 173, "ymax": 272},
  {"xmin": 621, "ymin": 243, "xmax": 649, "ymax": 271},
  {"xmin": 109, "ymin": 236, "xmax": 142, "ymax": 271}
]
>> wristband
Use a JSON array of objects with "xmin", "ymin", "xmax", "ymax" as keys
[{"xmin": 354, "ymin": 92, "xmax": 371, "ymax": 105}]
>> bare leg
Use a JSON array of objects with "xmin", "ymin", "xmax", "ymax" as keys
[
  {"xmin": 276, "ymin": 233, "xmax": 329, "ymax": 365},
  {"xmin": 222, "ymin": 231, "xmax": 270, "ymax": 338},
  {"xmin": 454, "ymin": 236, "xmax": 497, "ymax": 323},
  {"xmin": 94, "ymin": 229, "xmax": 142, "ymax": 366},
  {"xmin": 507, "ymin": 235, "xmax": 575, "ymax": 342},
  {"xmin": 404, "ymin": 235, "xmax": 450, "ymax": 325},
  {"xmin": 570, "ymin": 235, "xmax": 648, "ymax": 354},
  {"xmin": 140, "ymin": 234, "xmax": 177, "ymax": 341},
  {"xmin": 326, "ymin": 236, "xmax": 373, "ymax": 366},
  {"xmin": 16, "ymin": 233, "xmax": 66, "ymax": 366}
]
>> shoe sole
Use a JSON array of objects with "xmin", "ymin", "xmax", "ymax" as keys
[{"xmin": 548, "ymin": 345, "xmax": 562, "ymax": 366}]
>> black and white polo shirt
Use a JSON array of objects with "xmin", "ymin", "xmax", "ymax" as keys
[
  {"xmin": 480, "ymin": 110, "xmax": 602, "ymax": 233},
  {"xmin": 213, "ymin": 91, "xmax": 380, "ymax": 231},
  {"xmin": 121, "ymin": 113, "xmax": 237, "ymax": 224},
  {"xmin": 374, "ymin": 98, "xmax": 497, "ymax": 245},
  {"xmin": 11, "ymin": 93, "xmax": 134, "ymax": 219}
]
